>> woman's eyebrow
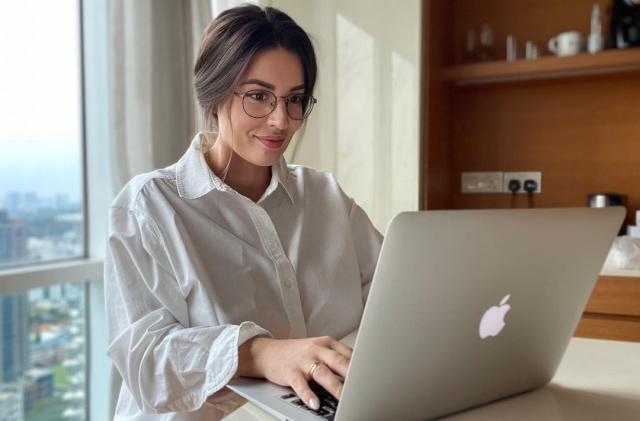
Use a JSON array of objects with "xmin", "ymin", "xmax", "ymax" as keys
[
  {"xmin": 288, "ymin": 84, "xmax": 305, "ymax": 92},
  {"xmin": 240, "ymin": 79, "xmax": 274, "ymax": 90},
  {"xmin": 240, "ymin": 79, "xmax": 305, "ymax": 92}
]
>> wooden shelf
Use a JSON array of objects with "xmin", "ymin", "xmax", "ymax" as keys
[{"xmin": 442, "ymin": 48, "xmax": 640, "ymax": 86}]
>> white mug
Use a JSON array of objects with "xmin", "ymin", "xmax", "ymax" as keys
[{"xmin": 548, "ymin": 31, "xmax": 583, "ymax": 56}]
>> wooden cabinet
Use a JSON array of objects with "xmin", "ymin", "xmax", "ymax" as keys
[
  {"xmin": 420, "ymin": 0, "xmax": 640, "ymax": 341},
  {"xmin": 576, "ymin": 274, "xmax": 640, "ymax": 342}
]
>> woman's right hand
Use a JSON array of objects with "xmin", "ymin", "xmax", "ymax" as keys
[{"xmin": 236, "ymin": 336, "xmax": 352, "ymax": 410}]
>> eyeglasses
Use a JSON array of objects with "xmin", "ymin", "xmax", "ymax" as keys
[{"xmin": 233, "ymin": 90, "xmax": 317, "ymax": 120}]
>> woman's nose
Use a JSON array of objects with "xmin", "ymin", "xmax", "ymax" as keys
[{"xmin": 267, "ymin": 98, "xmax": 289, "ymax": 129}]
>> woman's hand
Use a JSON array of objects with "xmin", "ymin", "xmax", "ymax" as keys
[{"xmin": 236, "ymin": 336, "xmax": 352, "ymax": 410}]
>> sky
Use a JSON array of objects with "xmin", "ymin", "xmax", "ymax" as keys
[{"xmin": 0, "ymin": 0, "xmax": 82, "ymax": 200}]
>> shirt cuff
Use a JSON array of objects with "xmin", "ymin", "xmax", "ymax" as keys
[
  {"xmin": 237, "ymin": 321, "xmax": 272, "ymax": 347},
  {"xmin": 201, "ymin": 322, "xmax": 272, "ymax": 405}
]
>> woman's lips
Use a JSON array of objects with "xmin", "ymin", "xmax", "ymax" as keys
[{"xmin": 255, "ymin": 135, "xmax": 285, "ymax": 150}]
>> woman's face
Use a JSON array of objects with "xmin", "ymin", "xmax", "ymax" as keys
[{"xmin": 216, "ymin": 47, "xmax": 305, "ymax": 167}]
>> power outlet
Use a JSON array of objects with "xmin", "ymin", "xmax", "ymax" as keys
[
  {"xmin": 503, "ymin": 172, "xmax": 542, "ymax": 194},
  {"xmin": 461, "ymin": 172, "xmax": 504, "ymax": 193}
]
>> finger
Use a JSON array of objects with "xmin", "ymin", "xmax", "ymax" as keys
[
  {"xmin": 290, "ymin": 374, "xmax": 320, "ymax": 411},
  {"xmin": 316, "ymin": 348, "xmax": 350, "ymax": 378},
  {"xmin": 327, "ymin": 339, "xmax": 353, "ymax": 359},
  {"xmin": 310, "ymin": 363, "xmax": 344, "ymax": 401}
]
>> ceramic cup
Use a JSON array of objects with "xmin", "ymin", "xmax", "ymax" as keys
[{"xmin": 548, "ymin": 31, "xmax": 583, "ymax": 56}]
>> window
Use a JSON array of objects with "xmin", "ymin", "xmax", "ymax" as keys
[
  {"xmin": 0, "ymin": 2, "xmax": 94, "ymax": 420},
  {"xmin": 0, "ymin": 0, "xmax": 84, "ymax": 270}
]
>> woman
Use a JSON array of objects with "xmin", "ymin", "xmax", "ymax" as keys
[{"xmin": 105, "ymin": 5, "xmax": 382, "ymax": 420}]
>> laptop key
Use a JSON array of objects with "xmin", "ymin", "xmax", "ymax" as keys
[{"xmin": 278, "ymin": 381, "xmax": 339, "ymax": 420}]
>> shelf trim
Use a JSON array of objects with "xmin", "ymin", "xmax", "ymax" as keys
[{"xmin": 442, "ymin": 49, "xmax": 640, "ymax": 86}]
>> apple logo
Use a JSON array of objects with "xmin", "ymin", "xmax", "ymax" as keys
[{"xmin": 479, "ymin": 294, "xmax": 511, "ymax": 339}]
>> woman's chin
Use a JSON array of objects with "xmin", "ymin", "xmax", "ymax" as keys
[{"xmin": 241, "ymin": 151, "xmax": 283, "ymax": 168}]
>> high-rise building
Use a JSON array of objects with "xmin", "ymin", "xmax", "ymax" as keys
[
  {"xmin": 0, "ymin": 384, "xmax": 24, "ymax": 421},
  {"xmin": 0, "ymin": 293, "xmax": 29, "ymax": 384},
  {"xmin": 4, "ymin": 193, "xmax": 22, "ymax": 216},
  {"xmin": 0, "ymin": 210, "xmax": 28, "ymax": 265},
  {"xmin": 55, "ymin": 193, "xmax": 70, "ymax": 211},
  {"xmin": 23, "ymin": 368, "xmax": 54, "ymax": 412}
]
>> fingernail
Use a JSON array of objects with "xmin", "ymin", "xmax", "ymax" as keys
[{"xmin": 309, "ymin": 398, "xmax": 319, "ymax": 410}]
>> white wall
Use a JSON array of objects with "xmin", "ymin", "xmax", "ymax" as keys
[{"xmin": 269, "ymin": 0, "xmax": 422, "ymax": 232}]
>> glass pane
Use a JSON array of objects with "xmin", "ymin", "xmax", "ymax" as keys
[
  {"xmin": 0, "ymin": 283, "xmax": 86, "ymax": 421},
  {"xmin": 0, "ymin": 0, "xmax": 84, "ymax": 269}
]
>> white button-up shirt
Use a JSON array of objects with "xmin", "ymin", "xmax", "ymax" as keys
[{"xmin": 105, "ymin": 134, "xmax": 383, "ymax": 420}]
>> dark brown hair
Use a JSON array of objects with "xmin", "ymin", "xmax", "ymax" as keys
[{"xmin": 194, "ymin": 5, "xmax": 317, "ymax": 131}]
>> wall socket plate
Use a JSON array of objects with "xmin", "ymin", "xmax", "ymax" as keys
[
  {"xmin": 503, "ymin": 171, "xmax": 542, "ymax": 194},
  {"xmin": 461, "ymin": 172, "xmax": 504, "ymax": 193}
]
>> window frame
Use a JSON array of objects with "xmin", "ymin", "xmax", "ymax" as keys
[
  {"xmin": 0, "ymin": 259, "xmax": 102, "ymax": 296},
  {"xmin": 0, "ymin": 0, "xmax": 111, "ymax": 420}
]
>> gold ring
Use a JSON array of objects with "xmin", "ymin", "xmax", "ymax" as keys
[{"xmin": 307, "ymin": 361, "xmax": 321, "ymax": 380}]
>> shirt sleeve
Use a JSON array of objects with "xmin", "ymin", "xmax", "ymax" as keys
[
  {"xmin": 104, "ymin": 206, "xmax": 271, "ymax": 414},
  {"xmin": 347, "ymin": 200, "xmax": 384, "ymax": 305}
]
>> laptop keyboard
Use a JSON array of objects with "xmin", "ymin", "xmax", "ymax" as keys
[{"xmin": 279, "ymin": 381, "xmax": 338, "ymax": 420}]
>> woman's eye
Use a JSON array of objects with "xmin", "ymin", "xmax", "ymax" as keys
[
  {"xmin": 288, "ymin": 95, "xmax": 303, "ymax": 104},
  {"xmin": 247, "ymin": 91, "xmax": 269, "ymax": 102}
]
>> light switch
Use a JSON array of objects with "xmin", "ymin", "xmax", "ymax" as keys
[{"xmin": 461, "ymin": 172, "xmax": 504, "ymax": 193}]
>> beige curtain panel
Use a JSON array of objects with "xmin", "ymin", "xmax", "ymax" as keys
[{"xmin": 108, "ymin": 0, "xmax": 211, "ymax": 192}]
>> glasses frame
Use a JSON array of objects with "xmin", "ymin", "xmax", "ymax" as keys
[{"xmin": 233, "ymin": 89, "xmax": 317, "ymax": 121}]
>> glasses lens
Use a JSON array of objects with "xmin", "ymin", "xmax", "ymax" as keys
[
  {"xmin": 242, "ymin": 90, "xmax": 276, "ymax": 118},
  {"xmin": 286, "ymin": 94, "xmax": 315, "ymax": 120}
]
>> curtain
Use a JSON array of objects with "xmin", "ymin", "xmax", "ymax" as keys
[{"xmin": 108, "ymin": 0, "xmax": 212, "ymax": 192}]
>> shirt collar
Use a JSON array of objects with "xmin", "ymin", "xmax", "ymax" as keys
[{"xmin": 176, "ymin": 133, "xmax": 295, "ymax": 203}]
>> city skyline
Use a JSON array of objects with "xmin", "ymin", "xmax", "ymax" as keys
[{"xmin": 0, "ymin": 138, "xmax": 82, "ymax": 202}]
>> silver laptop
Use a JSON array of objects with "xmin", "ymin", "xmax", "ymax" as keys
[{"xmin": 228, "ymin": 207, "xmax": 625, "ymax": 421}]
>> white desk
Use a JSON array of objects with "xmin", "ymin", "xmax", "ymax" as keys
[{"xmin": 224, "ymin": 337, "xmax": 640, "ymax": 420}]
